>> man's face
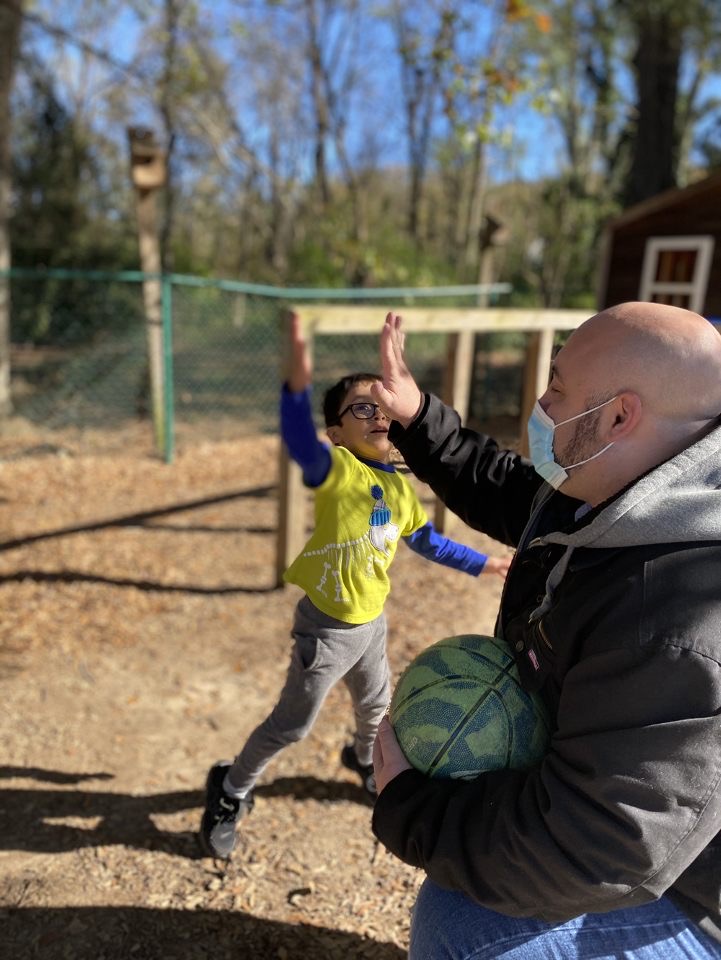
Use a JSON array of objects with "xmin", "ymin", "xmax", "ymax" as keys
[
  {"xmin": 327, "ymin": 380, "xmax": 393, "ymax": 462},
  {"xmin": 538, "ymin": 337, "xmax": 607, "ymax": 475}
]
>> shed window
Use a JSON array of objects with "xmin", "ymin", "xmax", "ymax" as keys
[{"xmin": 639, "ymin": 236, "xmax": 714, "ymax": 313}]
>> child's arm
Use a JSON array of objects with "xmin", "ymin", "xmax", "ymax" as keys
[
  {"xmin": 281, "ymin": 312, "xmax": 331, "ymax": 487},
  {"xmin": 403, "ymin": 522, "xmax": 511, "ymax": 579}
]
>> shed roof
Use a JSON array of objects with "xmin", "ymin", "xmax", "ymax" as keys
[{"xmin": 606, "ymin": 169, "xmax": 721, "ymax": 231}]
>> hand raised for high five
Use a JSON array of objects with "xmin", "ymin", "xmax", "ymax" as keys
[
  {"xmin": 285, "ymin": 310, "xmax": 312, "ymax": 394},
  {"xmin": 370, "ymin": 312, "xmax": 425, "ymax": 428}
]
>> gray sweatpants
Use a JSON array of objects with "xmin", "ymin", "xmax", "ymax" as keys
[{"xmin": 226, "ymin": 595, "xmax": 390, "ymax": 794}]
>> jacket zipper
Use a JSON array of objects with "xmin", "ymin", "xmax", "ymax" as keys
[{"xmin": 535, "ymin": 618, "xmax": 553, "ymax": 650}]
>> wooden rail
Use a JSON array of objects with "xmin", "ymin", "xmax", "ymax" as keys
[{"xmin": 275, "ymin": 305, "xmax": 590, "ymax": 587}]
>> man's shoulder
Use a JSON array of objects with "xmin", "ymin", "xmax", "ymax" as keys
[{"xmin": 640, "ymin": 540, "xmax": 721, "ymax": 659}]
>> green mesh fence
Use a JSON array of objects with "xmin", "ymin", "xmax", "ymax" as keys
[
  {"xmin": 3, "ymin": 269, "xmax": 517, "ymax": 458},
  {"xmin": 9, "ymin": 270, "xmax": 148, "ymax": 431},
  {"xmin": 170, "ymin": 285, "xmax": 282, "ymax": 437}
]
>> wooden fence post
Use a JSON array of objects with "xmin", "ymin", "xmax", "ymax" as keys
[
  {"xmin": 127, "ymin": 126, "xmax": 167, "ymax": 457},
  {"xmin": 434, "ymin": 329, "xmax": 475, "ymax": 532},
  {"xmin": 276, "ymin": 308, "xmax": 310, "ymax": 587}
]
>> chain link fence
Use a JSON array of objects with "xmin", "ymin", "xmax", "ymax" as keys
[{"xmin": 3, "ymin": 269, "xmax": 519, "ymax": 458}]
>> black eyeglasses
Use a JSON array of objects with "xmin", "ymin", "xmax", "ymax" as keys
[{"xmin": 337, "ymin": 401, "xmax": 382, "ymax": 422}]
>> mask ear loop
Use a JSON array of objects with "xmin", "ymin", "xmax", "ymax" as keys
[
  {"xmin": 556, "ymin": 396, "xmax": 619, "ymax": 471},
  {"xmin": 553, "ymin": 395, "xmax": 618, "ymax": 431},
  {"xmin": 564, "ymin": 441, "xmax": 614, "ymax": 471}
]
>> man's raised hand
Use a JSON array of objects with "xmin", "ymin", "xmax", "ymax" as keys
[{"xmin": 370, "ymin": 312, "xmax": 424, "ymax": 428}]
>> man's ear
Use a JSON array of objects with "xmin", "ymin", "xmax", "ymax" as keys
[
  {"xmin": 608, "ymin": 392, "xmax": 642, "ymax": 439},
  {"xmin": 326, "ymin": 425, "xmax": 342, "ymax": 446}
]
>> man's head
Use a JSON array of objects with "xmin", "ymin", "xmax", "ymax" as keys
[
  {"xmin": 323, "ymin": 373, "xmax": 393, "ymax": 462},
  {"xmin": 536, "ymin": 301, "xmax": 721, "ymax": 505}
]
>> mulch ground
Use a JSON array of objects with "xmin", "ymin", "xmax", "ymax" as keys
[{"xmin": 0, "ymin": 418, "xmax": 510, "ymax": 960}]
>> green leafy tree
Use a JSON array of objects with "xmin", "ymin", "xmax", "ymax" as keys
[
  {"xmin": 509, "ymin": 0, "xmax": 624, "ymax": 305},
  {"xmin": 418, "ymin": 0, "xmax": 551, "ymax": 283}
]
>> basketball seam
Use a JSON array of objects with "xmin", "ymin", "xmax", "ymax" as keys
[{"xmin": 426, "ymin": 659, "xmax": 518, "ymax": 777}]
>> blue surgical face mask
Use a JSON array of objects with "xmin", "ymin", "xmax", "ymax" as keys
[{"xmin": 527, "ymin": 396, "xmax": 617, "ymax": 489}]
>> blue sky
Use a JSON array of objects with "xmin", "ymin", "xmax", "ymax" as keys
[
  {"xmin": 18, "ymin": 1, "xmax": 721, "ymax": 185},
  {"xmin": 15, "ymin": 0, "xmax": 567, "ymax": 183}
]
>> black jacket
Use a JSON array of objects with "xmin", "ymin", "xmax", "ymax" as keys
[{"xmin": 372, "ymin": 394, "xmax": 721, "ymax": 941}]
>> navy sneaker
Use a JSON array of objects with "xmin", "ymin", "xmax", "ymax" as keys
[
  {"xmin": 340, "ymin": 744, "xmax": 377, "ymax": 798},
  {"xmin": 198, "ymin": 761, "xmax": 254, "ymax": 859}
]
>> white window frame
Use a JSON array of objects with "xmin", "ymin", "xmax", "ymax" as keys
[{"xmin": 639, "ymin": 235, "xmax": 715, "ymax": 313}]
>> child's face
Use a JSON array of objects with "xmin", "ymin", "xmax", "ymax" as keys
[{"xmin": 327, "ymin": 380, "xmax": 393, "ymax": 462}]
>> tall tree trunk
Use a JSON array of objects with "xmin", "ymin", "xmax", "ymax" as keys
[
  {"xmin": 462, "ymin": 133, "xmax": 489, "ymax": 278},
  {"xmin": 304, "ymin": 0, "xmax": 331, "ymax": 207},
  {"xmin": 267, "ymin": 127, "xmax": 293, "ymax": 274},
  {"xmin": 159, "ymin": 0, "xmax": 180, "ymax": 271},
  {"xmin": 393, "ymin": 2, "xmax": 455, "ymax": 244},
  {"xmin": 624, "ymin": 9, "xmax": 682, "ymax": 206},
  {"xmin": 402, "ymin": 56, "xmax": 431, "ymax": 242},
  {"xmin": 0, "ymin": 0, "xmax": 23, "ymax": 417}
]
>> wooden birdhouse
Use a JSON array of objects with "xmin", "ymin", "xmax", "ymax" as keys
[{"xmin": 127, "ymin": 126, "xmax": 167, "ymax": 191}]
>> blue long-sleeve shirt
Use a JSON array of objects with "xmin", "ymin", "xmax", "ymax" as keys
[{"xmin": 281, "ymin": 384, "xmax": 488, "ymax": 574}]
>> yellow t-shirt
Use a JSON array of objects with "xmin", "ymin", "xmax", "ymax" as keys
[{"xmin": 284, "ymin": 446, "xmax": 428, "ymax": 623}]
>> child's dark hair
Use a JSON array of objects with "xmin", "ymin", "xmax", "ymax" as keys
[{"xmin": 322, "ymin": 373, "xmax": 382, "ymax": 427}]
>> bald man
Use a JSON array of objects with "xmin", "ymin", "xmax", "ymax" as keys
[{"xmin": 370, "ymin": 304, "xmax": 721, "ymax": 960}]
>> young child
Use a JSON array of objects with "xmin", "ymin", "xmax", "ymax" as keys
[{"xmin": 198, "ymin": 312, "xmax": 511, "ymax": 859}]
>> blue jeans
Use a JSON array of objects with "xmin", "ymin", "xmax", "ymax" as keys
[{"xmin": 410, "ymin": 879, "xmax": 721, "ymax": 960}]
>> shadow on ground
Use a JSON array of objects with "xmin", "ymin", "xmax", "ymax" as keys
[
  {"xmin": 0, "ymin": 769, "xmax": 370, "ymax": 858},
  {"xmin": 0, "ymin": 484, "xmax": 276, "ymax": 553},
  {"xmin": 0, "ymin": 905, "xmax": 406, "ymax": 960}
]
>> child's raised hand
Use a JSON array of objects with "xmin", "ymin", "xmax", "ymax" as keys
[
  {"xmin": 370, "ymin": 312, "xmax": 424, "ymax": 427},
  {"xmin": 286, "ymin": 310, "xmax": 312, "ymax": 393},
  {"xmin": 481, "ymin": 555, "xmax": 513, "ymax": 580}
]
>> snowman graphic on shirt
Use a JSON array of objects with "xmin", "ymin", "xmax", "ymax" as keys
[{"xmin": 368, "ymin": 484, "xmax": 399, "ymax": 554}]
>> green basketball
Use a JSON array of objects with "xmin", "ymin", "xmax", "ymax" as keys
[{"xmin": 389, "ymin": 634, "xmax": 551, "ymax": 780}]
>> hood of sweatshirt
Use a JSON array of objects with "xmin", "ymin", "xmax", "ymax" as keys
[{"xmin": 523, "ymin": 420, "xmax": 721, "ymax": 619}]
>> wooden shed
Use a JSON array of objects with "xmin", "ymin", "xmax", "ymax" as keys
[{"xmin": 597, "ymin": 170, "xmax": 721, "ymax": 318}]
